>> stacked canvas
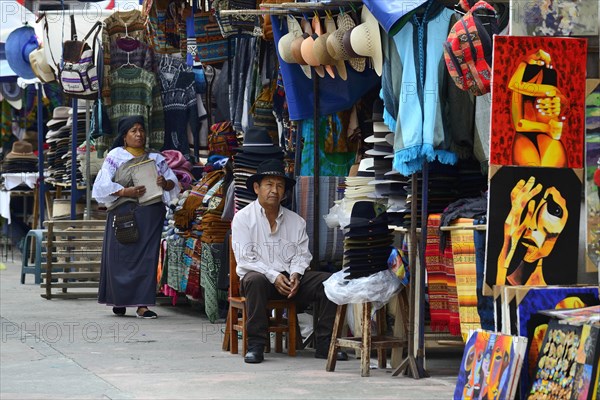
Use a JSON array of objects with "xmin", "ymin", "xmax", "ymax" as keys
[{"xmin": 454, "ymin": 329, "xmax": 528, "ymax": 400}]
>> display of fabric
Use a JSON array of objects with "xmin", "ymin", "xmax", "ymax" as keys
[
  {"xmin": 193, "ymin": 8, "xmax": 229, "ymax": 64},
  {"xmin": 442, "ymin": 233, "xmax": 460, "ymax": 336},
  {"xmin": 101, "ymin": 10, "xmax": 149, "ymax": 103},
  {"xmin": 425, "ymin": 213, "xmax": 449, "ymax": 331},
  {"xmin": 299, "ymin": 114, "xmax": 356, "ymax": 177},
  {"xmin": 158, "ymin": 54, "xmax": 198, "ymax": 157},
  {"xmin": 143, "ymin": 0, "xmax": 190, "ymax": 57},
  {"xmin": 200, "ymin": 242, "xmax": 224, "ymax": 323},
  {"xmin": 166, "ymin": 234, "xmax": 186, "ymax": 293},
  {"xmin": 392, "ymin": 1, "xmax": 457, "ymax": 176},
  {"xmin": 105, "ymin": 67, "xmax": 165, "ymax": 153},
  {"xmin": 448, "ymin": 219, "xmax": 480, "ymax": 342},
  {"xmin": 295, "ymin": 176, "xmax": 345, "ymax": 262}
]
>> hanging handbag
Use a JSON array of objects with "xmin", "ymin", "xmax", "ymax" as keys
[
  {"xmin": 113, "ymin": 208, "xmax": 139, "ymax": 244},
  {"xmin": 57, "ymin": 16, "xmax": 103, "ymax": 100}
]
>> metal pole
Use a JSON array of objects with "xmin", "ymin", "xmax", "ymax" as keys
[
  {"xmin": 70, "ymin": 98, "xmax": 78, "ymax": 219},
  {"xmin": 36, "ymin": 83, "xmax": 45, "ymax": 228},
  {"xmin": 85, "ymin": 100, "xmax": 91, "ymax": 219},
  {"xmin": 312, "ymin": 73, "xmax": 319, "ymax": 269}
]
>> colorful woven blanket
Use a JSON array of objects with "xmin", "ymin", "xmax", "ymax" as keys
[{"xmin": 449, "ymin": 219, "xmax": 481, "ymax": 341}]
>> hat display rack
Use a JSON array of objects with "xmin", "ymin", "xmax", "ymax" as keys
[{"xmin": 217, "ymin": 0, "xmax": 438, "ymax": 380}]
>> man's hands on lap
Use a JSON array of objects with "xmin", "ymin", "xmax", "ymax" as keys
[{"xmin": 275, "ymin": 273, "xmax": 301, "ymax": 299}]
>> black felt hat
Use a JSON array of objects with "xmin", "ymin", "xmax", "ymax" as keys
[
  {"xmin": 345, "ymin": 201, "xmax": 389, "ymax": 230},
  {"xmin": 246, "ymin": 159, "xmax": 296, "ymax": 192},
  {"xmin": 237, "ymin": 127, "xmax": 283, "ymax": 155}
]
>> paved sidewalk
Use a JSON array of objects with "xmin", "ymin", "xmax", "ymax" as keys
[{"xmin": 1, "ymin": 258, "xmax": 463, "ymax": 399}]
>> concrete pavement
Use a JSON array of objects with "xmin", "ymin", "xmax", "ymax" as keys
[{"xmin": 1, "ymin": 257, "xmax": 463, "ymax": 399}]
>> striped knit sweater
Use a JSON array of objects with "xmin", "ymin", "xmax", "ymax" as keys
[
  {"xmin": 98, "ymin": 67, "xmax": 164, "ymax": 155},
  {"xmin": 101, "ymin": 10, "xmax": 148, "ymax": 103}
]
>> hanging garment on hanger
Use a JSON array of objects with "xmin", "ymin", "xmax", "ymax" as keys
[
  {"xmin": 158, "ymin": 54, "xmax": 198, "ymax": 158},
  {"xmin": 390, "ymin": 1, "xmax": 473, "ymax": 176},
  {"xmin": 98, "ymin": 67, "xmax": 165, "ymax": 155},
  {"xmin": 102, "ymin": 9, "xmax": 149, "ymax": 104},
  {"xmin": 145, "ymin": 0, "xmax": 190, "ymax": 56}
]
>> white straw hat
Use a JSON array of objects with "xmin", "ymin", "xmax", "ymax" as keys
[{"xmin": 350, "ymin": 6, "xmax": 383, "ymax": 76}]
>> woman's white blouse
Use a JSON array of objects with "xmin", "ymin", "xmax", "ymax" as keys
[{"xmin": 92, "ymin": 147, "xmax": 180, "ymax": 207}]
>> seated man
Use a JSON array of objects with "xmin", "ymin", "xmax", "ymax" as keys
[{"xmin": 231, "ymin": 159, "xmax": 347, "ymax": 364}]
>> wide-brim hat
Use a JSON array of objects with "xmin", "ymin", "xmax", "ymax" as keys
[
  {"xmin": 350, "ymin": 6, "xmax": 383, "ymax": 76},
  {"xmin": 356, "ymin": 157, "xmax": 375, "ymax": 177},
  {"xmin": 237, "ymin": 127, "xmax": 283, "ymax": 155},
  {"xmin": 365, "ymin": 143, "xmax": 393, "ymax": 156},
  {"xmin": 29, "ymin": 46, "xmax": 55, "ymax": 83},
  {"xmin": 300, "ymin": 16, "xmax": 325, "ymax": 78},
  {"xmin": 313, "ymin": 16, "xmax": 346, "ymax": 80},
  {"xmin": 5, "ymin": 140, "xmax": 37, "ymax": 160},
  {"xmin": 346, "ymin": 224, "xmax": 393, "ymax": 238},
  {"xmin": 344, "ymin": 244, "xmax": 393, "ymax": 257},
  {"xmin": 278, "ymin": 16, "xmax": 303, "ymax": 64},
  {"xmin": 346, "ymin": 200, "xmax": 389, "ymax": 229},
  {"xmin": 6, "ymin": 26, "xmax": 38, "ymax": 80},
  {"xmin": 235, "ymin": 151, "xmax": 284, "ymax": 163},
  {"xmin": 0, "ymin": 81, "xmax": 23, "ymax": 110},
  {"xmin": 327, "ymin": 13, "xmax": 364, "ymax": 73},
  {"xmin": 342, "ymin": 27, "xmax": 366, "ymax": 72},
  {"xmin": 245, "ymin": 158, "xmax": 296, "ymax": 193},
  {"xmin": 47, "ymin": 106, "xmax": 71, "ymax": 128},
  {"xmin": 344, "ymin": 234, "xmax": 395, "ymax": 246}
]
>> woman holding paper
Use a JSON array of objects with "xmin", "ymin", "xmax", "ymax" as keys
[{"xmin": 92, "ymin": 116, "xmax": 180, "ymax": 319}]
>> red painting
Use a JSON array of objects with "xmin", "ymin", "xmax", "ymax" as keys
[{"xmin": 490, "ymin": 36, "xmax": 587, "ymax": 168}]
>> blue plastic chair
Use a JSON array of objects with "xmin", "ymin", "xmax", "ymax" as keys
[{"xmin": 21, "ymin": 229, "xmax": 45, "ymax": 284}]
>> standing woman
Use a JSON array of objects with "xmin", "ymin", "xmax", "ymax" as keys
[{"xmin": 92, "ymin": 116, "xmax": 180, "ymax": 318}]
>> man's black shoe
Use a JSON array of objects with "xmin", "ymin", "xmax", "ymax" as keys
[
  {"xmin": 244, "ymin": 348, "xmax": 264, "ymax": 364},
  {"xmin": 315, "ymin": 349, "xmax": 349, "ymax": 361}
]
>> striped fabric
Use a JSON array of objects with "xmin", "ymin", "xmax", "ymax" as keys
[
  {"xmin": 449, "ymin": 219, "xmax": 481, "ymax": 341},
  {"xmin": 295, "ymin": 176, "xmax": 345, "ymax": 263},
  {"xmin": 442, "ymin": 234, "xmax": 460, "ymax": 336},
  {"xmin": 425, "ymin": 213, "xmax": 449, "ymax": 331},
  {"xmin": 193, "ymin": 10, "xmax": 229, "ymax": 64}
]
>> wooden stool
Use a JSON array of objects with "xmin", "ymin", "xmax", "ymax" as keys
[{"xmin": 326, "ymin": 297, "xmax": 407, "ymax": 377}]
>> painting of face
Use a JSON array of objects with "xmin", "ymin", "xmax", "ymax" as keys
[{"xmin": 521, "ymin": 187, "xmax": 569, "ymax": 262}]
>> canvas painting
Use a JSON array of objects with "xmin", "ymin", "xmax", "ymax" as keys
[
  {"xmin": 514, "ymin": 287, "xmax": 600, "ymax": 399},
  {"xmin": 484, "ymin": 166, "xmax": 582, "ymax": 295},
  {"xmin": 489, "ymin": 36, "xmax": 587, "ymax": 168},
  {"xmin": 510, "ymin": 0, "xmax": 599, "ymax": 37},
  {"xmin": 527, "ymin": 320, "xmax": 600, "ymax": 400},
  {"xmin": 585, "ymin": 81, "xmax": 600, "ymax": 273},
  {"xmin": 454, "ymin": 329, "xmax": 527, "ymax": 400}
]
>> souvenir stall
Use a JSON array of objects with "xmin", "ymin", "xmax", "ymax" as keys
[{"xmin": 209, "ymin": 0, "xmax": 599, "ymax": 389}]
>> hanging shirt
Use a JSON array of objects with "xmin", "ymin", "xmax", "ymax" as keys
[
  {"xmin": 232, "ymin": 200, "xmax": 312, "ymax": 283},
  {"xmin": 158, "ymin": 54, "xmax": 198, "ymax": 157},
  {"xmin": 390, "ymin": 2, "xmax": 460, "ymax": 176}
]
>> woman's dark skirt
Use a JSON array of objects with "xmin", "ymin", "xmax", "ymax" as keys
[{"xmin": 98, "ymin": 201, "xmax": 165, "ymax": 307}]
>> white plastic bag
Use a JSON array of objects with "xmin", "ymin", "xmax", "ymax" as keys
[{"xmin": 323, "ymin": 268, "xmax": 402, "ymax": 310}]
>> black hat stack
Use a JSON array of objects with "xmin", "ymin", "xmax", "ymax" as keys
[
  {"xmin": 342, "ymin": 201, "xmax": 394, "ymax": 280},
  {"xmin": 1, "ymin": 140, "xmax": 38, "ymax": 173},
  {"xmin": 45, "ymin": 106, "xmax": 70, "ymax": 184},
  {"xmin": 232, "ymin": 127, "xmax": 284, "ymax": 211}
]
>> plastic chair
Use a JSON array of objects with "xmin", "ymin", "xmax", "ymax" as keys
[{"xmin": 21, "ymin": 229, "xmax": 44, "ymax": 284}]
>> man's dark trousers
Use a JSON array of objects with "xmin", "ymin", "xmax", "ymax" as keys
[{"xmin": 240, "ymin": 270, "xmax": 336, "ymax": 350}]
